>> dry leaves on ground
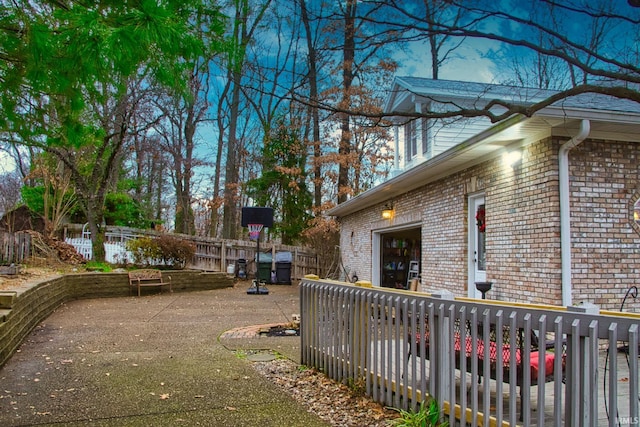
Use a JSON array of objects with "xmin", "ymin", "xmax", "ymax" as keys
[
  {"xmin": 252, "ymin": 357, "xmax": 399, "ymax": 427},
  {"xmin": 0, "ymin": 266, "xmax": 65, "ymax": 291}
]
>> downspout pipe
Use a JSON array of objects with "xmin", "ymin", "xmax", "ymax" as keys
[
  {"xmin": 393, "ymin": 126, "xmax": 400, "ymax": 175},
  {"xmin": 559, "ymin": 119, "xmax": 590, "ymax": 306}
]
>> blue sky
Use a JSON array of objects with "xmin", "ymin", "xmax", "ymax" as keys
[{"xmin": 3, "ymin": 1, "xmax": 638, "ymax": 176}]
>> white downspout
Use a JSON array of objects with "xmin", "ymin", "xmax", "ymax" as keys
[
  {"xmin": 393, "ymin": 126, "xmax": 401, "ymax": 175},
  {"xmin": 559, "ymin": 119, "xmax": 590, "ymax": 306}
]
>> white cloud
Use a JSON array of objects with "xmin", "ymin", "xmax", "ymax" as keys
[{"xmin": 395, "ymin": 37, "xmax": 501, "ymax": 83}]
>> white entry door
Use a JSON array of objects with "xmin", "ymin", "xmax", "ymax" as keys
[{"xmin": 468, "ymin": 194, "xmax": 486, "ymax": 298}]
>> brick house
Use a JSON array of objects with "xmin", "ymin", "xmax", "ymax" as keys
[{"xmin": 328, "ymin": 77, "xmax": 640, "ymax": 309}]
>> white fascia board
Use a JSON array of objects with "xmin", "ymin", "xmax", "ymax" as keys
[
  {"xmin": 538, "ymin": 105, "xmax": 640, "ymax": 124},
  {"xmin": 327, "ymin": 114, "xmax": 528, "ymax": 218}
]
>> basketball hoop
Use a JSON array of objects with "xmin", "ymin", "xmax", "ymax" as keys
[
  {"xmin": 248, "ymin": 223, "xmax": 263, "ymax": 241},
  {"xmin": 242, "ymin": 207, "xmax": 273, "ymax": 295}
]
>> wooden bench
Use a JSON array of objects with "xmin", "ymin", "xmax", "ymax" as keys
[
  {"xmin": 128, "ymin": 269, "xmax": 172, "ymax": 296},
  {"xmin": 409, "ymin": 318, "xmax": 565, "ymax": 419}
]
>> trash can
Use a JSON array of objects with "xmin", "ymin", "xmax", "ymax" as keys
[
  {"xmin": 256, "ymin": 253, "xmax": 273, "ymax": 282},
  {"xmin": 236, "ymin": 259, "xmax": 247, "ymax": 279},
  {"xmin": 275, "ymin": 251, "xmax": 292, "ymax": 285}
]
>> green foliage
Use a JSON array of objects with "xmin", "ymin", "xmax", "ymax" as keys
[
  {"xmin": 126, "ymin": 237, "xmax": 162, "ymax": 266},
  {"xmin": 104, "ymin": 193, "xmax": 147, "ymax": 228},
  {"xmin": 2, "ymin": 2, "xmax": 227, "ymax": 124},
  {"xmin": 84, "ymin": 261, "xmax": 112, "ymax": 272},
  {"xmin": 1, "ymin": 2, "xmax": 227, "ymax": 261},
  {"xmin": 20, "ymin": 186, "xmax": 46, "ymax": 216},
  {"xmin": 387, "ymin": 398, "xmax": 449, "ymax": 427},
  {"xmin": 246, "ymin": 117, "xmax": 313, "ymax": 244},
  {"xmin": 125, "ymin": 235, "xmax": 195, "ymax": 269}
]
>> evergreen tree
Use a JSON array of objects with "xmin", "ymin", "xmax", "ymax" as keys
[
  {"xmin": 246, "ymin": 118, "xmax": 312, "ymax": 245},
  {"xmin": 0, "ymin": 1, "xmax": 227, "ymax": 260}
]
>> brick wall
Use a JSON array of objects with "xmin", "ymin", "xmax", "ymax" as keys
[
  {"xmin": 337, "ymin": 136, "xmax": 640, "ymax": 310},
  {"xmin": 0, "ymin": 271, "xmax": 234, "ymax": 368},
  {"xmin": 339, "ymin": 177, "xmax": 470, "ymax": 294},
  {"xmin": 487, "ymin": 137, "xmax": 563, "ymax": 304},
  {"xmin": 568, "ymin": 139, "xmax": 640, "ymax": 309},
  {"xmin": 339, "ymin": 208, "xmax": 377, "ymax": 282}
]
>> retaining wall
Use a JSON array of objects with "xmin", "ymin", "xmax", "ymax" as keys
[{"xmin": 0, "ymin": 270, "xmax": 234, "ymax": 367}]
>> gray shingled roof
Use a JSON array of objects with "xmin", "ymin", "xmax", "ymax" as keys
[
  {"xmin": 330, "ymin": 77, "xmax": 640, "ymax": 218},
  {"xmin": 391, "ymin": 76, "xmax": 640, "ymax": 114}
]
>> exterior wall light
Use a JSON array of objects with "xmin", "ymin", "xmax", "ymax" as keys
[
  {"xmin": 503, "ymin": 150, "xmax": 522, "ymax": 168},
  {"xmin": 382, "ymin": 203, "xmax": 394, "ymax": 220}
]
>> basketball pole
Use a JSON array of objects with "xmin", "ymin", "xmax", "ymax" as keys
[
  {"xmin": 241, "ymin": 207, "xmax": 273, "ymax": 295},
  {"xmin": 247, "ymin": 225, "xmax": 269, "ymax": 295}
]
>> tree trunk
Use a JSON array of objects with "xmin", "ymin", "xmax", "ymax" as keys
[
  {"xmin": 82, "ymin": 194, "xmax": 107, "ymax": 263},
  {"xmin": 299, "ymin": 0, "xmax": 323, "ymax": 209},
  {"xmin": 337, "ymin": 0, "xmax": 356, "ymax": 204},
  {"xmin": 175, "ymin": 108, "xmax": 196, "ymax": 235},
  {"xmin": 222, "ymin": 67, "xmax": 242, "ymax": 239}
]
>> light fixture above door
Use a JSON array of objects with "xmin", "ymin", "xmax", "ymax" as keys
[{"xmin": 381, "ymin": 203, "xmax": 394, "ymax": 220}]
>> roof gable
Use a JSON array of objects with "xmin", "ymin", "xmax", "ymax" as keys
[
  {"xmin": 329, "ymin": 77, "xmax": 640, "ymax": 218},
  {"xmin": 385, "ymin": 76, "xmax": 640, "ymax": 116}
]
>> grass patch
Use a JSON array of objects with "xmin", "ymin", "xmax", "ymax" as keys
[{"xmin": 84, "ymin": 261, "xmax": 113, "ymax": 272}]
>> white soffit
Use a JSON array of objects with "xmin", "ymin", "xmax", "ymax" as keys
[{"xmin": 328, "ymin": 111, "xmax": 640, "ymax": 218}]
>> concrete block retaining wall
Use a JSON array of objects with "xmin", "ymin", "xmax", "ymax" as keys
[{"xmin": 0, "ymin": 270, "xmax": 234, "ymax": 368}]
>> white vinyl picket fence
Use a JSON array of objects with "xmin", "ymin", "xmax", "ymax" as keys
[{"xmin": 64, "ymin": 237, "xmax": 132, "ymax": 264}]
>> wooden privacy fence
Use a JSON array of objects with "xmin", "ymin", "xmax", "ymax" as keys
[
  {"xmin": 0, "ymin": 231, "xmax": 31, "ymax": 265},
  {"xmin": 63, "ymin": 224, "xmax": 320, "ymax": 280}
]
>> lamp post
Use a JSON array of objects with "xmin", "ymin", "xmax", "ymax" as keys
[{"xmin": 475, "ymin": 281, "xmax": 493, "ymax": 299}]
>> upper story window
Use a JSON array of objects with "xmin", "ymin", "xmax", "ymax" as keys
[
  {"xmin": 405, "ymin": 120, "xmax": 418, "ymax": 162},
  {"xmin": 404, "ymin": 118, "xmax": 429, "ymax": 164}
]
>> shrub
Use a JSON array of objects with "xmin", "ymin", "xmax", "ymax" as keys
[
  {"xmin": 126, "ymin": 237, "xmax": 161, "ymax": 266},
  {"xmin": 126, "ymin": 234, "xmax": 195, "ymax": 269},
  {"xmin": 104, "ymin": 192, "xmax": 147, "ymax": 228},
  {"xmin": 156, "ymin": 234, "xmax": 195, "ymax": 269}
]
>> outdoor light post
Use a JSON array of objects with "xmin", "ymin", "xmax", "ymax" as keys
[{"xmin": 475, "ymin": 281, "xmax": 493, "ymax": 299}]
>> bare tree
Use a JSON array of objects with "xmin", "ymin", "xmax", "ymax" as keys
[
  {"xmin": 211, "ymin": 0, "xmax": 274, "ymax": 240},
  {"xmin": 129, "ymin": 129, "xmax": 168, "ymax": 228},
  {"xmin": 298, "ymin": 0, "xmax": 324, "ymax": 209},
  {"xmin": 305, "ymin": 0, "xmax": 639, "ymax": 125},
  {"xmin": 362, "ymin": 0, "xmax": 468, "ymax": 80},
  {"xmin": 27, "ymin": 156, "xmax": 76, "ymax": 238},
  {"xmin": 153, "ymin": 66, "xmax": 212, "ymax": 235},
  {"xmin": 0, "ymin": 170, "xmax": 23, "ymax": 220},
  {"xmin": 499, "ymin": 0, "xmax": 617, "ymax": 91},
  {"xmin": 311, "ymin": 0, "xmax": 400, "ymax": 203},
  {"xmin": 430, "ymin": 1, "xmax": 637, "ymax": 115}
]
